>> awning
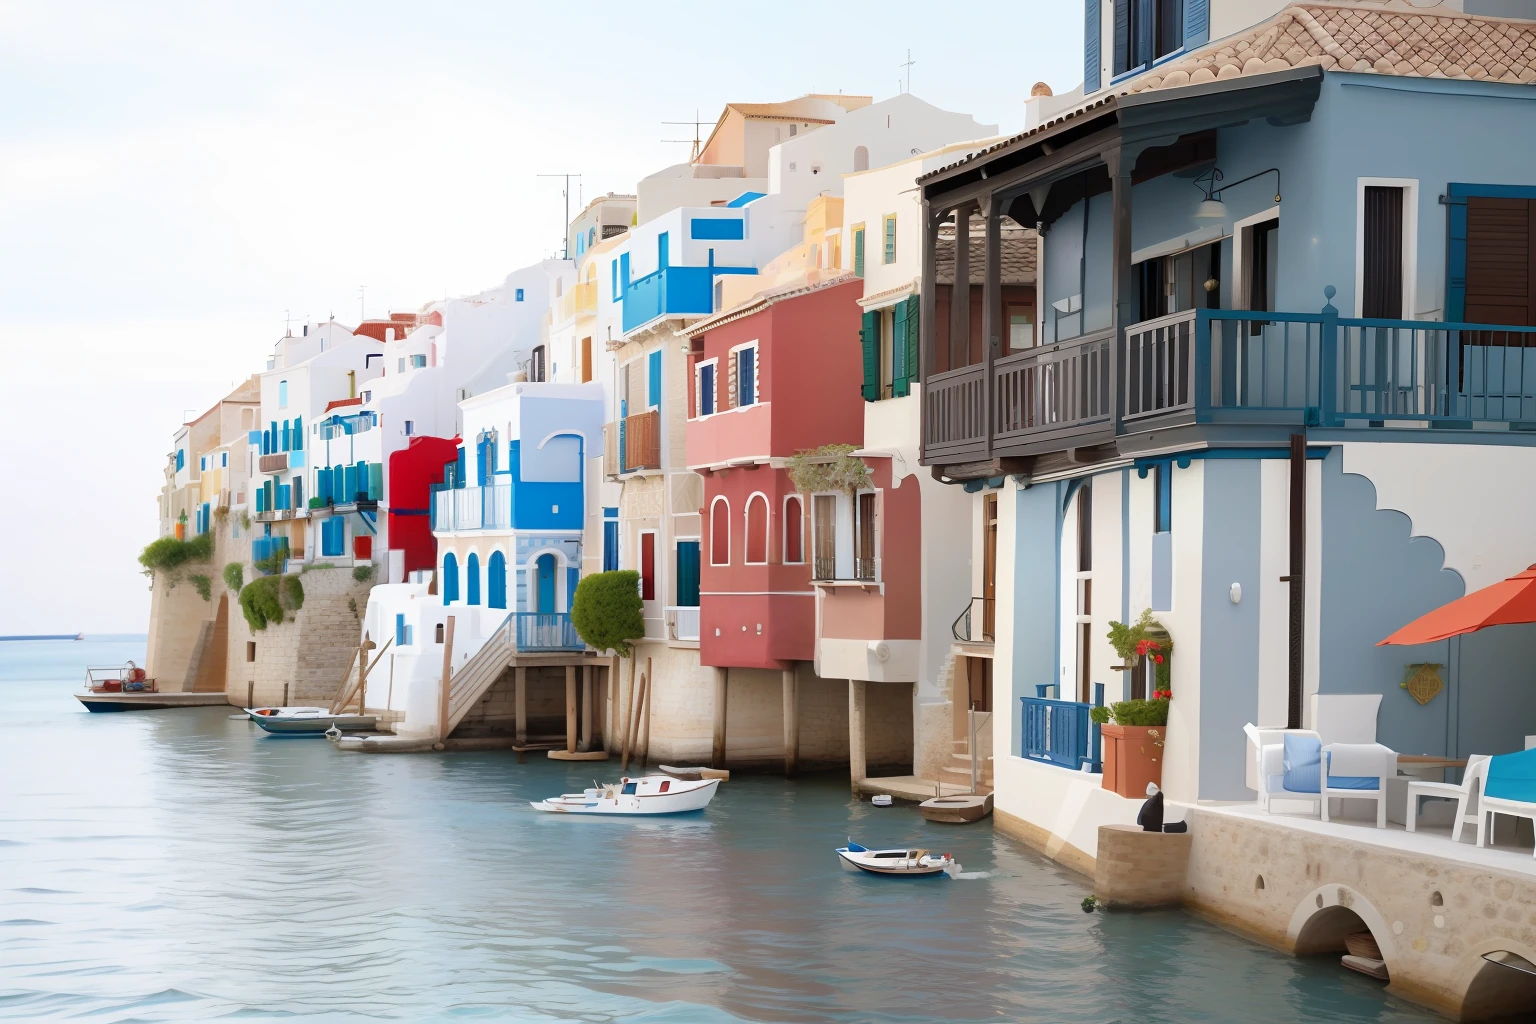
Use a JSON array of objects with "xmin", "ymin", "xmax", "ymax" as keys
[{"xmin": 1378, "ymin": 564, "xmax": 1536, "ymax": 646}]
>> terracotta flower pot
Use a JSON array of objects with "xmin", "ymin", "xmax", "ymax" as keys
[
  {"xmin": 1101, "ymin": 723, "xmax": 1164, "ymax": 799},
  {"xmin": 174, "ymin": 522, "xmax": 186, "ymax": 540}
]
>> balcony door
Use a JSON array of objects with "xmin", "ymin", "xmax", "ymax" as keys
[
  {"xmin": 813, "ymin": 495, "xmax": 837, "ymax": 580},
  {"xmin": 535, "ymin": 554, "xmax": 556, "ymax": 614},
  {"xmin": 967, "ymin": 656, "xmax": 992, "ymax": 713}
]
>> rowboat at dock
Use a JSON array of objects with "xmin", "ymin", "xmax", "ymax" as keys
[
  {"xmin": 835, "ymin": 841, "xmax": 957, "ymax": 876},
  {"xmin": 76, "ymin": 664, "xmax": 229, "ymax": 712},
  {"xmin": 246, "ymin": 707, "xmax": 378, "ymax": 735},
  {"xmin": 530, "ymin": 774, "xmax": 720, "ymax": 815}
]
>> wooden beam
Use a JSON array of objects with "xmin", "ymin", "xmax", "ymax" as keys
[
  {"xmin": 564, "ymin": 664, "xmax": 577, "ymax": 754},
  {"xmin": 921, "ymin": 200, "xmax": 939, "ymax": 385},
  {"xmin": 639, "ymin": 656, "xmax": 652, "ymax": 767},
  {"xmin": 514, "ymin": 664, "xmax": 527, "ymax": 748},
  {"xmin": 579, "ymin": 664, "xmax": 593, "ymax": 752},
  {"xmin": 950, "ymin": 202, "xmax": 971, "ymax": 373},
  {"xmin": 782, "ymin": 668, "xmax": 798, "ymax": 777},
  {"xmin": 982, "ymin": 197, "xmax": 1001, "ymax": 458},
  {"xmin": 437, "ymin": 617, "xmax": 455, "ymax": 743}
]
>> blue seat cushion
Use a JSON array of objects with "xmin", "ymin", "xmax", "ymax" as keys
[
  {"xmin": 1487, "ymin": 748, "xmax": 1536, "ymax": 803},
  {"xmin": 1282, "ymin": 734, "xmax": 1322, "ymax": 794},
  {"xmin": 1326, "ymin": 776, "xmax": 1380, "ymax": 791}
]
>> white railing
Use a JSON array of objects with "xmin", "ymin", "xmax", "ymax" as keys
[
  {"xmin": 667, "ymin": 605, "xmax": 700, "ymax": 642},
  {"xmin": 433, "ymin": 484, "xmax": 510, "ymax": 531}
]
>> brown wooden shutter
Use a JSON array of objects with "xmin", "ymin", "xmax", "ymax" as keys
[
  {"xmin": 1465, "ymin": 197, "xmax": 1536, "ymax": 326},
  {"xmin": 1361, "ymin": 186, "xmax": 1403, "ymax": 319}
]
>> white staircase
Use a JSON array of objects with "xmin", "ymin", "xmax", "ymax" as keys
[
  {"xmin": 443, "ymin": 617, "xmax": 519, "ymax": 735},
  {"xmin": 940, "ymin": 740, "xmax": 995, "ymax": 794}
]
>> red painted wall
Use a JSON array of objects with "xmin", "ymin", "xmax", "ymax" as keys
[
  {"xmin": 387, "ymin": 435, "xmax": 459, "ymax": 574},
  {"xmin": 817, "ymin": 458, "xmax": 922, "ymax": 642}
]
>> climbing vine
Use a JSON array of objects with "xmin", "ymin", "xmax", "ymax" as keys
[{"xmin": 786, "ymin": 443, "xmax": 871, "ymax": 495}]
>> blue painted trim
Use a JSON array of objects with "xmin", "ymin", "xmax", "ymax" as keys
[
  {"xmin": 1340, "ymin": 75, "xmax": 1536, "ymax": 101},
  {"xmin": 602, "ymin": 506, "xmax": 618, "ymax": 519},
  {"xmin": 1062, "ymin": 477, "xmax": 1085, "ymax": 513},
  {"xmin": 690, "ymin": 217, "xmax": 745, "ymax": 240},
  {"xmin": 1133, "ymin": 447, "xmax": 1329, "ymax": 477},
  {"xmin": 962, "ymin": 476, "xmax": 1005, "ymax": 494},
  {"xmin": 724, "ymin": 192, "xmax": 764, "ymax": 209},
  {"xmin": 1053, "ymin": 482, "xmax": 1063, "ymax": 691}
]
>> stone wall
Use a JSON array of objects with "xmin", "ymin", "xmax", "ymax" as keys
[
  {"xmin": 144, "ymin": 524, "xmax": 241, "ymax": 694},
  {"xmin": 224, "ymin": 565, "xmax": 377, "ymax": 708},
  {"xmin": 454, "ymin": 665, "xmax": 571, "ymax": 738}
]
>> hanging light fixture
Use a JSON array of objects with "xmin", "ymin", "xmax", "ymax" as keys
[{"xmin": 1193, "ymin": 166, "xmax": 1281, "ymax": 219}]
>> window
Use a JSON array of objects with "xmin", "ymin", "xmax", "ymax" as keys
[
  {"xmin": 531, "ymin": 345, "xmax": 547, "ymax": 382},
  {"xmin": 221, "ymin": 452, "xmax": 228, "ymax": 467},
  {"xmin": 813, "ymin": 494, "xmax": 837, "ymax": 580},
  {"xmin": 404, "ymin": 420, "xmax": 415, "ymax": 436},
  {"xmin": 710, "ymin": 497, "xmax": 730, "ymax": 565},
  {"xmin": 640, "ymin": 531, "xmax": 656, "ymax": 600},
  {"xmin": 515, "ymin": 288, "xmax": 525, "ymax": 302},
  {"xmin": 1135, "ymin": 243, "xmax": 1220, "ymax": 322},
  {"xmin": 1074, "ymin": 482, "xmax": 1094, "ymax": 703},
  {"xmin": 442, "ymin": 552, "xmax": 459, "ymax": 605},
  {"xmin": 465, "ymin": 553, "xmax": 481, "ymax": 606},
  {"xmin": 855, "ymin": 492, "xmax": 877, "ymax": 581},
  {"xmin": 676, "ymin": 541, "xmax": 700, "ymax": 607},
  {"xmin": 647, "ymin": 349, "xmax": 661, "ymax": 409},
  {"xmin": 879, "ymin": 310, "xmax": 894, "ymax": 399},
  {"xmin": 278, "ymin": 380, "xmax": 288, "ymax": 408},
  {"xmin": 1247, "ymin": 219, "xmax": 1280, "ymax": 317},
  {"xmin": 852, "ymin": 225, "xmax": 866, "ymax": 278},
  {"xmin": 396, "ymin": 613, "xmax": 408, "ymax": 647},
  {"xmin": 745, "ymin": 494, "xmax": 769, "ymax": 564},
  {"xmin": 783, "ymin": 496, "xmax": 804, "ymax": 564},
  {"xmin": 696, "ymin": 359, "xmax": 717, "ymax": 417},
  {"xmin": 200, "ymin": 456, "xmax": 206, "ymax": 471},
  {"xmin": 1112, "ymin": 0, "xmax": 1185, "ymax": 77},
  {"xmin": 411, "ymin": 354, "xmax": 427, "ymax": 369},
  {"xmin": 176, "ymin": 449, "xmax": 185, "ymax": 471},
  {"xmin": 603, "ymin": 517, "xmax": 619, "ymax": 572},
  {"xmin": 732, "ymin": 345, "xmax": 757, "ymax": 407},
  {"xmin": 1361, "ymin": 185, "xmax": 1406, "ymax": 319},
  {"xmin": 435, "ymin": 623, "xmax": 445, "ymax": 644},
  {"xmin": 1154, "ymin": 463, "xmax": 1172, "ymax": 534},
  {"xmin": 853, "ymin": 146, "xmax": 869, "ymax": 172},
  {"xmin": 882, "ymin": 216, "xmax": 897, "ymax": 265},
  {"xmin": 581, "ymin": 337, "xmax": 593, "ymax": 383},
  {"xmin": 246, "ymin": 641, "xmax": 256, "ymax": 662}
]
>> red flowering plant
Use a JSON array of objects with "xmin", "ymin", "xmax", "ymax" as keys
[{"xmin": 1106, "ymin": 608, "xmax": 1174, "ymax": 698}]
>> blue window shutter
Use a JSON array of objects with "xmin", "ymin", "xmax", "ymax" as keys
[
  {"xmin": 488, "ymin": 551, "xmax": 507, "ymax": 609},
  {"xmin": 566, "ymin": 567, "xmax": 578, "ymax": 611},
  {"xmin": 860, "ymin": 311, "xmax": 880, "ymax": 401},
  {"xmin": 395, "ymin": 613, "xmax": 406, "ymax": 646},
  {"xmin": 1113, "ymin": 0, "xmax": 1131, "ymax": 75},
  {"xmin": 1183, "ymin": 0, "xmax": 1208, "ymax": 50},
  {"xmin": 700, "ymin": 363, "xmax": 715, "ymax": 416},
  {"xmin": 658, "ymin": 231, "xmax": 669, "ymax": 269},
  {"xmin": 738, "ymin": 347, "xmax": 755, "ymax": 405},
  {"xmin": 467, "ymin": 553, "xmax": 481, "ymax": 606},
  {"xmin": 619, "ymin": 253, "xmax": 630, "ymax": 289},
  {"xmin": 1085, "ymin": 0, "xmax": 1102, "ymax": 92},
  {"xmin": 603, "ymin": 521, "xmax": 619, "ymax": 571},
  {"xmin": 648, "ymin": 350, "xmax": 661, "ymax": 408},
  {"xmin": 292, "ymin": 416, "xmax": 302, "ymax": 451},
  {"xmin": 368, "ymin": 462, "xmax": 382, "ymax": 501},
  {"xmin": 1447, "ymin": 184, "xmax": 1469, "ymax": 322},
  {"xmin": 676, "ymin": 541, "xmax": 700, "ymax": 606}
]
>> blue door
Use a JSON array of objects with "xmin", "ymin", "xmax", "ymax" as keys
[
  {"xmin": 535, "ymin": 554, "xmax": 556, "ymax": 613},
  {"xmin": 676, "ymin": 541, "xmax": 700, "ymax": 607}
]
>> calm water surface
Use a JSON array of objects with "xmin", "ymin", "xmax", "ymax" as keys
[{"xmin": 0, "ymin": 638, "xmax": 1446, "ymax": 1022}]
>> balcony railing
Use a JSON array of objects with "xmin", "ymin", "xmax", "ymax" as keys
[
  {"xmin": 951, "ymin": 596, "xmax": 995, "ymax": 643},
  {"xmin": 922, "ymin": 299, "xmax": 1536, "ymax": 465},
  {"xmin": 258, "ymin": 452, "xmax": 289, "ymax": 474},
  {"xmin": 854, "ymin": 556, "xmax": 877, "ymax": 582},
  {"xmin": 666, "ymin": 605, "xmax": 700, "ymax": 642},
  {"xmin": 432, "ymin": 484, "xmax": 510, "ymax": 531},
  {"xmin": 515, "ymin": 612, "xmax": 583, "ymax": 651},
  {"xmin": 1021, "ymin": 684, "xmax": 1103, "ymax": 772},
  {"xmin": 812, "ymin": 556, "xmax": 837, "ymax": 582},
  {"xmin": 555, "ymin": 280, "xmax": 598, "ymax": 322},
  {"xmin": 622, "ymin": 409, "xmax": 660, "ymax": 472},
  {"xmin": 621, "ymin": 265, "xmax": 756, "ymax": 335}
]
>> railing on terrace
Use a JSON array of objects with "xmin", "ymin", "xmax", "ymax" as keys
[
  {"xmin": 1020, "ymin": 683, "xmax": 1103, "ymax": 771},
  {"xmin": 951, "ymin": 596, "xmax": 995, "ymax": 643},
  {"xmin": 621, "ymin": 265, "xmax": 756, "ymax": 334},
  {"xmin": 812, "ymin": 556, "xmax": 837, "ymax": 582},
  {"xmin": 603, "ymin": 422, "xmax": 620, "ymax": 478},
  {"xmin": 432, "ymin": 483, "xmax": 510, "ymax": 531},
  {"xmin": 556, "ymin": 280, "xmax": 598, "ymax": 322},
  {"xmin": 622, "ymin": 409, "xmax": 660, "ymax": 471},
  {"xmin": 515, "ymin": 612, "xmax": 583, "ymax": 652},
  {"xmin": 923, "ymin": 291, "xmax": 1536, "ymax": 463},
  {"xmin": 854, "ymin": 556, "xmax": 877, "ymax": 582},
  {"xmin": 667, "ymin": 605, "xmax": 700, "ymax": 642},
  {"xmin": 258, "ymin": 452, "xmax": 290, "ymax": 474}
]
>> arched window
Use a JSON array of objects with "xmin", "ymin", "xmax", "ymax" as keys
[
  {"xmin": 745, "ymin": 494, "xmax": 769, "ymax": 564},
  {"xmin": 783, "ymin": 496, "xmax": 804, "ymax": 564},
  {"xmin": 853, "ymin": 146, "xmax": 869, "ymax": 172},
  {"xmin": 466, "ymin": 552, "xmax": 481, "ymax": 606},
  {"xmin": 442, "ymin": 552, "xmax": 459, "ymax": 605},
  {"xmin": 488, "ymin": 551, "xmax": 507, "ymax": 609},
  {"xmin": 710, "ymin": 496, "xmax": 731, "ymax": 566}
]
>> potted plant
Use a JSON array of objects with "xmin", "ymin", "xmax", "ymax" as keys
[
  {"xmin": 175, "ymin": 511, "xmax": 188, "ymax": 541},
  {"xmin": 1096, "ymin": 609, "xmax": 1174, "ymax": 799}
]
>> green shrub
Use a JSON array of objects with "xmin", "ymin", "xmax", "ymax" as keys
[
  {"xmin": 239, "ymin": 574, "xmax": 305, "ymax": 631},
  {"xmin": 223, "ymin": 562, "xmax": 244, "ymax": 593},
  {"xmin": 138, "ymin": 533, "xmax": 215, "ymax": 583},
  {"xmin": 571, "ymin": 571, "xmax": 644, "ymax": 656},
  {"xmin": 1090, "ymin": 698, "xmax": 1170, "ymax": 728},
  {"xmin": 352, "ymin": 565, "xmax": 374, "ymax": 583},
  {"xmin": 253, "ymin": 551, "xmax": 286, "ymax": 576},
  {"xmin": 190, "ymin": 574, "xmax": 212, "ymax": 601},
  {"xmin": 309, "ymin": 496, "xmax": 325, "ymax": 509}
]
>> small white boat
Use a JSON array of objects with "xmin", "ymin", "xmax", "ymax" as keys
[
  {"xmin": 530, "ymin": 774, "xmax": 720, "ymax": 815},
  {"xmin": 246, "ymin": 706, "xmax": 377, "ymax": 735},
  {"xmin": 658, "ymin": 764, "xmax": 731, "ymax": 781},
  {"xmin": 918, "ymin": 792, "xmax": 994, "ymax": 823},
  {"xmin": 835, "ymin": 840, "xmax": 957, "ymax": 876}
]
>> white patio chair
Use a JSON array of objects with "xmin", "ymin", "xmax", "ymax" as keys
[
  {"xmin": 1244, "ymin": 723, "xmax": 1324, "ymax": 818},
  {"xmin": 1478, "ymin": 750, "xmax": 1536, "ymax": 856},
  {"xmin": 1407, "ymin": 755, "xmax": 1487, "ymax": 841},
  {"xmin": 1310, "ymin": 693, "xmax": 1382, "ymax": 746},
  {"xmin": 1322, "ymin": 742, "xmax": 1397, "ymax": 828}
]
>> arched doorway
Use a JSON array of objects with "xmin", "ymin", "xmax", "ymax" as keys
[{"xmin": 534, "ymin": 554, "xmax": 557, "ymax": 613}]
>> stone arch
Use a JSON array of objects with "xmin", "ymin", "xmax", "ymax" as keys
[
  {"xmin": 1287, "ymin": 884, "xmax": 1396, "ymax": 973},
  {"xmin": 1453, "ymin": 941, "xmax": 1536, "ymax": 1022}
]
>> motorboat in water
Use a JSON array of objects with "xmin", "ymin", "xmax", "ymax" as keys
[
  {"xmin": 246, "ymin": 706, "xmax": 377, "ymax": 735},
  {"xmin": 835, "ymin": 841, "xmax": 957, "ymax": 876},
  {"xmin": 76, "ymin": 663, "xmax": 228, "ymax": 712},
  {"xmin": 530, "ymin": 774, "xmax": 720, "ymax": 815}
]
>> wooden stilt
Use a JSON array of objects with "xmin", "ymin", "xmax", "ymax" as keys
[
  {"xmin": 849, "ymin": 678, "xmax": 868, "ymax": 791},
  {"xmin": 564, "ymin": 664, "xmax": 577, "ymax": 753},
  {"xmin": 639, "ymin": 656, "xmax": 652, "ymax": 767},
  {"xmin": 782, "ymin": 667, "xmax": 799, "ymax": 777},
  {"xmin": 712, "ymin": 666, "xmax": 728, "ymax": 770},
  {"xmin": 579, "ymin": 665, "xmax": 593, "ymax": 752},
  {"xmin": 437, "ymin": 617, "xmax": 455, "ymax": 742},
  {"xmin": 620, "ymin": 656, "xmax": 636, "ymax": 770},
  {"xmin": 514, "ymin": 665, "xmax": 528, "ymax": 747}
]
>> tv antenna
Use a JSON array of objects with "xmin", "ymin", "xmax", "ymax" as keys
[
  {"xmin": 538, "ymin": 173, "xmax": 582, "ymax": 259},
  {"xmin": 900, "ymin": 49, "xmax": 916, "ymax": 93},
  {"xmin": 358, "ymin": 285, "xmax": 367, "ymax": 323},
  {"xmin": 662, "ymin": 109, "xmax": 709, "ymax": 162},
  {"xmin": 283, "ymin": 309, "xmax": 297, "ymax": 337}
]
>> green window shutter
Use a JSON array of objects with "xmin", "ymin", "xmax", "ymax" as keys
[
  {"xmin": 860, "ymin": 311, "xmax": 879, "ymax": 402},
  {"xmin": 905, "ymin": 295, "xmax": 921, "ymax": 392},
  {"xmin": 884, "ymin": 217, "xmax": 897, "ymax": 264},
  {"xmin": 891, "ymin": 302, "xmax": 910, "ymax": 397},
  {"xmin": 853, "ymin": 229, "xmax": 865, "ymax": 278}
]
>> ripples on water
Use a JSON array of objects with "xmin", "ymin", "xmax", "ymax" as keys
[{"xmin": 0, "ymin": 638, "xmax": 1445, "ymax": 1022}]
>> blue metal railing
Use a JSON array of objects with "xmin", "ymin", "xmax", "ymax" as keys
[
  {"xmin": 251, "ymin": 536, "xmax": 290, "ymax": 571},
  {"xmin": 514, "ymin": 612, "xmax": 583, "ymax": 651},
  {"xmin": 620, "ymin": 264, "xmax": 756, "ymax": 334},
  {"xmin": 1021, "ymin": 682, "xmax": 1103, "ymax": 772}
]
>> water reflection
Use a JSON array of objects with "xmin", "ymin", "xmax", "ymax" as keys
[{"xmin": 0, "ymin": 641, "xmax": 1443, "ymax": 1022}]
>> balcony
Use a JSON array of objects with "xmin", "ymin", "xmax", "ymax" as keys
[
  {"xmin": 514, "ymin": 612, "xmax": 583, "ymax": 652},
  {"xmin": 621, "ymin": 264, "xmax": 755, "ymax": 335},
  {"xmin": 432, "ymin": 484, "xmax": 511, "ymax": 531},
  {"xmin": 921, "ymin": 304, "xmax": 1536, "ymax": 469},
  {"xmin": 555, "ymin": 280, "xmax": 598, "ymax": 323},
  {"xmin": 666, "ymin": 605, "xmax": 700, "ymax": 642},
  {"xmin": 259, "ymin": 452, "xmax": 288, "ymax": 474},
  {"xmin": 1020, "ymin": 684, "xmax": 1103, "ymax": 772},
  {"xmin": 619, "ymin": 409, "xmax": 660, "ymax": 473}
]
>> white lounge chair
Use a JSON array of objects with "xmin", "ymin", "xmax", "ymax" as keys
[
  {"xmin": 1245, "ymin": 724, "xmax": 1325, "ymax": 818},
  {"xmin": 1244, "ymin": 724, "xmax": 1394, "ymax": 826},
  {"xmin": 1478, "ymin": 749, "xmax": 1536, "ymax": 856},
  {"xmin": 1406, "ymin": 754, "xmax": 1488, "ymax": 841},
  {"xmin": 1323, "ymin": 742, "xmax": 1396, "ymax": 829}
]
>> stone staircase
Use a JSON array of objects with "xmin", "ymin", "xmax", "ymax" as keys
[
  {"xmin": 940, "ymin": 738, "xmax": 994, "ymax": 795},
  {"xmin": 443, "ymin": 618, "xmax": 519, "ymax": 735}
]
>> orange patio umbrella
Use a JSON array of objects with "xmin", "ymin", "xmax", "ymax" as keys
[{"xmin": 1378, "ymin": 564, "xmax": 1536, "ymax": 646}]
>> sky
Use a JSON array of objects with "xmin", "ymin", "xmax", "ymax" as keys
[{"xmin": 0, "ymin": 0, "xmax": 1083, "ymax": 634}]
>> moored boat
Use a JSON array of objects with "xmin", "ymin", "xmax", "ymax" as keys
[
  {"xmin": 657, "ymin": 764, "xmax": 731, "ymax": 782},
  {"xmin": 835, "ymin": 841, "xmax": 957, "ymax": 876},
  {"xmin": 76, "ymin": 663, "xmax": 229, "ymax": 712},
  {"xmin": 530, "ymin": 774, "xmax": 720, "ymax": 815},
  {"xmin": 246, "ymin": 706, "xmax": 378, "ymax": 735},
  {"xmin": 917, "ymin": 792, "xmax": 993, "ymax": 823}
]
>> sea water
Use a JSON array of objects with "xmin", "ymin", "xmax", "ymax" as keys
[{"xmin": 0, "ymin": 637, "xmax": 1445, "ymax": 1022}]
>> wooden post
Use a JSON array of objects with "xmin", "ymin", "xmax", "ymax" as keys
[
  {"xmin": 437, "ymin": 616, "xmax": 455, "ymax": 742},
  {"xmin": 620, "ymin": 656, "xmax": 636, "ymax": 770},
  {"xmin": 950, "ymin": 202, "xmax": 970, "ymax": 373},
  {"xmin": 579, "ymin": 665, "xmax": 594, "ymax": 752},
  {"xmin": 608, "ymin": 656, "xmax": 620, "ymax": 753},
  {"xmin": 848, "ymin": 679, "xmax": 868, "ymax": 792},
  {"xmin": 564, "ymin": 664, "xmax": 578, "ymax": 753},
  {"xmin": 981, "ymin": 197, "xmax": 1000, "ymax": 457},
  {"xmin": 356, "ymin": 633, "xmax": 375, "ymax": 714},
  {"xmin": 282, "ymin": 682, "xmax": 289, "ymax": 708},
  {"xmin": 626, "ymin": 667, "xmax": 648, "ymax": 769},
  {"xmin": 711, "ymin": 666, "xmax": 729, "ymax": 769},
  {"xmin": 639, "ymin": 656, "xmax": 653, "ymax": 767},
  {"xmin": 782, "ymin": 667, "xmax": 799, "ymax": 777},
  {"xmin": 1108, "ymin": 147, "xmax": 1136, "ymax": 436},
  {"xmin": 514, "ymin": 665, "xmax": 528, "ymax": 747}
]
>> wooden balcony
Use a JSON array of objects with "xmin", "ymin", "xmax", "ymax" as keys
[{"xmin": 621, "ymin": 409, "xmax": 660, "ymax": 472}]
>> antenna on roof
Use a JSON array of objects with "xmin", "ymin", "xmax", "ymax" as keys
[
  {"xmin": 662, "ymin": 109, "xmax": 707, "ymax": 162},
  {"xmin": 283, "ymin": 309, "xmax": 296, "ymax": 337},
  {"xmin": 358, "ymin": 285, "xmax": 366, "ymax": 323},
  {"xmin": 537, "ymin": 173, "xmax": 582, "ymax": 259},
  {"xmin": 900, "ymin": 49, "xmax": 916, "ymax": 94}
]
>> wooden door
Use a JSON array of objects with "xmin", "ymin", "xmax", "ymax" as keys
[
  {"xmin": 536, "ymin": 555, "xmax": 556, "ymax": 613},
  {"xmin": 982, "ymin": 494, "xmax": 997, "ymax": 640},
  {"xmin": 967, "ymin": 657, "xmax": 992, "ymax": 713},
  {"xmin": 1465, "ymin": 197, "xmax": 1536, "ymax": 326}
]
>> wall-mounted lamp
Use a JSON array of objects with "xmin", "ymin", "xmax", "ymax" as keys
[
  {"xmin": 1194, "ymin": 167, "xmax": 1282, "ymax": 219},
  {"xmin": 1230, "ymin": 583, "xmax": 1242, "ymax": 605}
]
